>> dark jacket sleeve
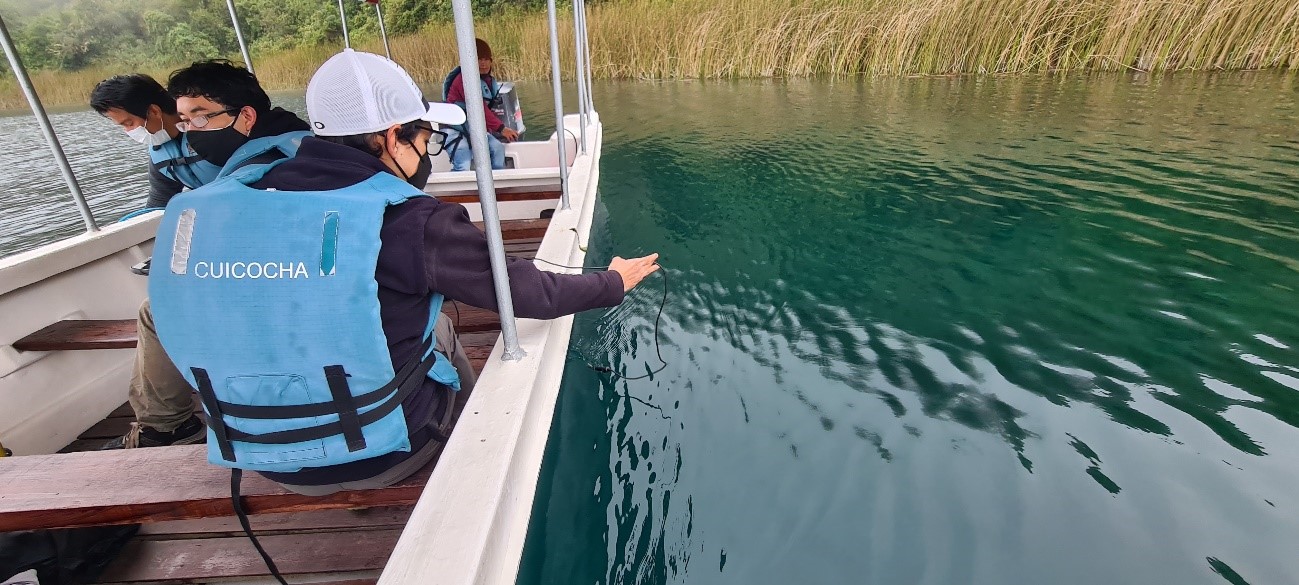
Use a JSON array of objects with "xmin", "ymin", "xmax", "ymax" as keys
[
  {"xmin": 145, "ymin": 163, "xmax": 184, "ymax": 209},
  {"xmin": 423, "ymin": 202, "xmax": 624, "ymax": 318}
]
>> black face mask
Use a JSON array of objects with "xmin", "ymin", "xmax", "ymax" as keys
[
  {"xmin": 186, "ymin": 125, "xmax": 250, "ymax": 167},
  {"xmin": 395, "ymin": 141, "xmax": 433, "ymax": 190}
]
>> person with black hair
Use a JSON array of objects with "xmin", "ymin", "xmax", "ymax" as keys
[
  {"xmin": 147, "ymin": 50, "xmax": 660, "ymax": 492},
  {"xmin": 90, "ymin": 74, "xmax": 206, "ymax": 208},
  {"xmin": 166, "ymin": 59, "xmax": 311, "ymax": 169},
  {"xmin": 100, "ymin": 60, "xmax": 312, "ymax": 451}
]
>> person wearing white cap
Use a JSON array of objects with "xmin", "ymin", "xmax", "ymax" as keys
[{"xmin": 146, "ymin": 49, "xmax": 661, "ymax": 494}]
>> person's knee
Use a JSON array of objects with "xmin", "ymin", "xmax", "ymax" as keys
[
  {"xmin": 138, "ymin": 298, "xmax": 157, "ymax": 331},
  {"xmin": 447, "ymin": 141, "xmax": 472, "ymax": 171}
]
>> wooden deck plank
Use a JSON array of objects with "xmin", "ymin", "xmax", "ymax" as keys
[
  {"xmin": 436, "ymin": 188, "xmax": 560, "ymax": 205},
  {"xmin": 13, "ymin": 319, "xmax": 137, "ymax": 351},
  {"xmin": 97, "ymin": 528, "xmax": 402, "ymax": 582},
  {"xmin": 0, "ymin": 445, "xmax": 431, "ymax": 531},
  {"xmin": 443, "ymin": 302, "xmax": 502, "ymax": 333},
  {"xmin": 136, "ymin": 506, "xmax": 412, "ymax": 537},
  {"xmin": 473, "ymin": 217, "xmax": 550, "ymax": 240},
  {"xmin": 78, "ymin": 416, "xmax": 136, "ymax": 440}
]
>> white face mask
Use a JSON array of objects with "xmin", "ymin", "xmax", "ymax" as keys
[{"xmin": 125, "ymin": 119, "xmax": 171, "ymax": 147}]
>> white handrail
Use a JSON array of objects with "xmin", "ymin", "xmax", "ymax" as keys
[
  {"xmin": 451, "ymin": 0, "xmax": 526, "ymax": 360},
  {"xmin": 337, "ymin": 0, "xmax": 352, "ymax": 48},
  {"xmin": 546, "ymin": 0, "xmax": 571, "ymax": 210},
  {"xmin": 572, "ymin": 0, "xmax": 588, "ymax": 153},
  {"xmin": 374, "ymin": 0, "xmax": 392, "ymax": 59},
  {"xmin": 225, "ymin": 0, "xmax": 254, "ymax": 72},
  {"xmin": 580, "ymin": 0, "xmax": 595, "ymax": 113}
]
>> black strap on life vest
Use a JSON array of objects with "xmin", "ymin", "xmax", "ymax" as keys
[
  {"xmin": 159, "ymin": 153, "xmax": 208, "ymax": 190},
  {"xmin": 194, "ymin": 334, "xmax": 443, "ymax": 463}
]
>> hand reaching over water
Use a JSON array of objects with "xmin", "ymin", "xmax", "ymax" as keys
[{"xmin": 609, "ymin": 254, "xmax": 660, "ymax": 292}]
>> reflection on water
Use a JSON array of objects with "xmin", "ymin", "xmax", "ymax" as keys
[
  {"xmin": 0, "ymin": 107, "xmax": 152, "ymax": 256},
  {"xmin": 520, "ymin": 74, "xmax": 1299, "ymax": 585}
]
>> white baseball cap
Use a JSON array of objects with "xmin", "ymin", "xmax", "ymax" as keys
[{"xmin": 306, "ymin": 49, "xmax": 466, "ymax": 136}]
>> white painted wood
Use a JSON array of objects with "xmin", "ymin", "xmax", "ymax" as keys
[
  {"xmin": 380, "ymin": 112, "xmax": 602, "ymax": 585},
  {"xmin": 0, "ymin": 214, "xmax": 157, "ymax": 455}
]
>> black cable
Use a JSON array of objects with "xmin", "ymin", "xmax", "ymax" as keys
[
  {"xmin": 532, "ymin": 257, "xmax": 669, "ymax": 380},
  {"xmin": 231, "ymin": 469, "xmax": 290, "ymax": 585}
]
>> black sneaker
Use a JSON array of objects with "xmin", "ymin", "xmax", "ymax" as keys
[{"xmin": 100, "ymin": 414, "xmax": 206, "ymax": 449}]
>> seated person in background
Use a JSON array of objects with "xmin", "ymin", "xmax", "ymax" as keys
[
  {"xmin": 442, "ymin": 38, "xmax": 516, "ymax": 171},
  {"xmin": 148, "ymin": 49, "xmax": 660, "ymax": 494},
  {"xmin": 101, "ymin": 60, "xmax": 312, "ymax": 450},
  {"xmin": 90, "ymin": 74, "xmax": 211, "ymax": 209}
]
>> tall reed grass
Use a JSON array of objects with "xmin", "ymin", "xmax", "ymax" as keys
[{"xmin": 4, "ymin": 0, "xmax": 1296, "ymax": 109}]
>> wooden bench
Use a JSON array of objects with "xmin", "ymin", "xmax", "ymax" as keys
[
  {"xmin": 12, "ymin": 319, "xmax": 137, "ymax": 351},
  {"xmin": 0, "ymin": 445, "xmax": 432, "ymax": 532}
]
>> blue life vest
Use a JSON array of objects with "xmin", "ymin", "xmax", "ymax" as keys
[
  {"xmin": 442, "ymin": 66, "xmax": 502, "ymax": 141},
  {"xmin": 216, "ymin": 131, "xmax": 310, "ymax": 180},
  {"xmin": 149, "ymin": 134, "xmax": 221, "ymax": 189},
  {"xmin": 148, "ymin": 131, "xmax": 310, "ymax": 190},
  {"xmin": 149, "ymin": 160, "xmax": 460, "ymax": 473}
]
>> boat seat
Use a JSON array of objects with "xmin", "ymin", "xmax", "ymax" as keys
[
  {"xmin": 13, "ymin": 319, "xmax": 138, "ymax": 351},
  {"xmin": 0, "ymin": 445, "xmax": 432, "ymax": 532}
]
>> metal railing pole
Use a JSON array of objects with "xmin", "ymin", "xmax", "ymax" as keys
[
  {"xmin": 580, "ymin": 0, "xmax": 595, "ymax": 113},
  {"xmin": 451, "ymin": 0, "xmax": 526, "ymax": 360},
  {"xmin": 338, "ymin": 0, "xmax": 352, "ymax": 48},
  {"xmin": 225, "ymin": 0, "xmax": 254, "ymax": 73},
  {"xmin": 571, "ymin": 0, "xmax": 587, "ymax": 154},
  {"xmin": 375, "ymin": 1, "xmax": 392, "ymax": 59},
  {"xmin": 546, "ymin": 0, "xmax": 571, "ymax": 210},
  {"xmin": 0, "ymin": 15, "xmax": 97, "ymax": 232}
]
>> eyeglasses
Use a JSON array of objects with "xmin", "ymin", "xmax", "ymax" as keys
[
  {"xmin": 426, "ymin": 129, "xmax": 449, "ymax": 156},
  {"xmin": 176, "ymin": 108, "xmax": 240, "ymax": 132}
]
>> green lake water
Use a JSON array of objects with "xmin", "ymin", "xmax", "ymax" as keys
[
  {"xmin": 518, "ymin": 74, "xmax": 1299, "ymax": 585},
  {"xmin": 1, "ymin": 71, "xmax": 1295, "ymax": 585}
]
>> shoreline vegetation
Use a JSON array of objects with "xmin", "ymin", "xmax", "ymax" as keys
[{"xmin": 2, "ymin": 0, "xmax": 1297, "ymax": 110}]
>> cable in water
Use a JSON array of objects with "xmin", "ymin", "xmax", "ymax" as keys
[{"xmin": 532, "ymin": 256, "xmax": 669, "ymax": 381}]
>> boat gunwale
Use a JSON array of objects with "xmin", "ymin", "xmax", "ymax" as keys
[{"xmin": 379, "ymin": 112, "xmax": 602, "ymax": 585}]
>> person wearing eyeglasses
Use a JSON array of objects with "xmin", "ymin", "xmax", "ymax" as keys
[
  {"xmin": 167, "ymin": 60, "xmax": 311, "ymax": 172},
  {"xmin": 100, "ymin": 60, "xmax": 312, "ymax": 451},
  {"xmin": 90, "ymin": 74, "xmax": 215, "ymax": 209},
  {"xmin": 146, "ymin": 50, "xmax": 660, "ymax": 493}
]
